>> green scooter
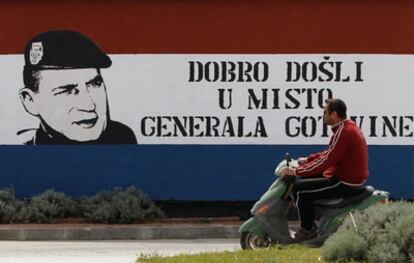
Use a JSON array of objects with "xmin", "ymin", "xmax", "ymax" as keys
[{"xmin": 239, "ymin": 154, "xmax": 389, "ymax": 249}]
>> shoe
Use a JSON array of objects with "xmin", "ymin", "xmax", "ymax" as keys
[{"xmin": 293, "ymin": 225, "xmax": 317, "ymax": 242}]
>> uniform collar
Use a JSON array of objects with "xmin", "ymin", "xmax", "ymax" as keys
[{"xmin": 32, "ymin": 121, "xmax": 111, "ymax": 145}]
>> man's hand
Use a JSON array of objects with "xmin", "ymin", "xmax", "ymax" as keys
[
  {"xmin": 297, "ymin": 157, "xmax": 308, "ymax": 165},
  {"xmin": 280, "ymin": 166, "xmax": 296, "ymax": 177}
]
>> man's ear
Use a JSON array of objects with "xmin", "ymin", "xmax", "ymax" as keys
[
  {"xmin": 331, "ymin": 111, "xmax": 340, "ymax": 121},
  {"xmin": 19, "ymin": 88, "xmax": 39, "ymax": 116}
]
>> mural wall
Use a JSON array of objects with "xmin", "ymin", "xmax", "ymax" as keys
[{"xmin": 0, "ymin": 1, "xmax": 413, "ymax": 199}]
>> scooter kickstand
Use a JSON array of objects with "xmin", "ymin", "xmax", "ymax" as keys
[{"xmin": 349, "ymin": 211, "xmax": 358, "ymax": 233}]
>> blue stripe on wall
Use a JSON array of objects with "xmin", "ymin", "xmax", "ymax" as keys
[{"xmin": 0, "ymin": 145, "xmax": 412, "ymax": 200}]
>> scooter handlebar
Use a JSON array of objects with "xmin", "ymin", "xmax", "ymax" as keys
[
  {"xmin": 274, "ymin": 155, "xmax": 299, "ymax": 177},
  {"xmin": 285, "ymin": 152, "xmax": 291, "ymax": 168}
]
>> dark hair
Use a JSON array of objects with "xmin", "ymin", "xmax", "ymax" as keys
[
  {"xmin": 23, "ymin": 67, "xmax": 41, "ymax": 92},
  {"xmin": 325, "ymin": 98, "xmax": 347, "ymax": 118}
]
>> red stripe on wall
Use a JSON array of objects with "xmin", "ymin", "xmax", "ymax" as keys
[{"xmin": 1, "ymin": 0, "xmax": 414, "ymax": 54}]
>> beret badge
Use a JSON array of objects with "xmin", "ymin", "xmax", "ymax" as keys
[{"xmin": 29, "ymin": 42, "xmax": 43, "ymax": 65}]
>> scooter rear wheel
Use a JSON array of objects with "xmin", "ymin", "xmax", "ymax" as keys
[{"xmin": 240, "ymin": 231, "xmax": 272, "ymax": 250}]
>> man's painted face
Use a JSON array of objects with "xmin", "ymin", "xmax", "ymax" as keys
[{"xmin": 34, "ymin": 68, "xmax": 108, "ymax": 141}]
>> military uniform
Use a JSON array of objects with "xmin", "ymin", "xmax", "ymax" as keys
[{"xmin": 24, "ymin": 120, "xmax": 137, "ymax": 145}]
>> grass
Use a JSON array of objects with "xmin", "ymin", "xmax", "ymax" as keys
[{"xmin": 137, "ymin": 245, "xmax": 325, "ymax": 263}]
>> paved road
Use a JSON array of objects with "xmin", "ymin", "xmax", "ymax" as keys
[{"xmin": 0, "ymin": 239, "xmax": 240, "ymax": 263}]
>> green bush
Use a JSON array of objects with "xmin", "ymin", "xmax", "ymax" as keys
[
  {"xmin": 322, "ymin": 201, "xmax": 414, "ymax": 263},
  {"xmin": 0, "ymin": 187, "xmax": 24, "ymax": 223},
  {"xmin": 322, "ymin": 229, "xmax": 367, "ymax": 262},
  {"xmin": 80, "ymin": 186, "xmax": 165, "ymax": 223},
  {"xmin": 18, "ymin": 189, "xmax": 76, "ymax": 223},
  {"xmin": 0, "ymin": 186, "xmax": 164, "ymax": 224}
]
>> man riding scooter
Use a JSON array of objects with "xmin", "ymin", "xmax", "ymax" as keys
[{"xmin": 280, "ymin": 98, "xmax": 369, "ymax": 242}]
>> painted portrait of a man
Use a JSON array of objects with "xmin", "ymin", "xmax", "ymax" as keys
[{"xmin": 19, "ymin": 30, "xmax": 137, "ymax": 144}]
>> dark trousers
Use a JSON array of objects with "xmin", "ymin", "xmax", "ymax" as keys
[{"xmin": 291, "ymin": 175, "xmax": 362, "ymax": 231}]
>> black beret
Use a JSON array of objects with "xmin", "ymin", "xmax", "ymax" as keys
[{"xmin": 24, "ymin": 30, "xmax": 112, "ymax": 70}]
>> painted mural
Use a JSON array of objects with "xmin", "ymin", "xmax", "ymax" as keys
[{"xmin": 0, "ymin": 1, "xmax": 413, "ymax": 200}]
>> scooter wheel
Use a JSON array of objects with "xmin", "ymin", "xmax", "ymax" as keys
[{"xmin": 240, "ymin": 231, "xmax": 272, "ymax": 250}]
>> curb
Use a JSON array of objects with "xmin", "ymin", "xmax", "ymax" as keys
[{"xmin": 0, "ymin": 223, "xmax": 241, "ymax": 241}]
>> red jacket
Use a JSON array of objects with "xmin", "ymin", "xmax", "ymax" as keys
[{"xmin": 294, "ymin": 119, "xmax": 369, "ymax": 185}]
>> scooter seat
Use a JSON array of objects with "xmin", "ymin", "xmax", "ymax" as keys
[{"xmin": 314, "ymin": 186, "xmax": 375, "ymax": 208}]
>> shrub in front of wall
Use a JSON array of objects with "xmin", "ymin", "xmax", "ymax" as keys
[
  {"xmin": 322, "ymin": 201, "xmax": 414, "ymax": 263},
  {"xmin": 18, "ymin": 189, "xmax": 76, "ymax": 223},
  {"xmin": 0, "ymin": 187, "xmax": 165, "ymax": 224},
  {"xmin": 0, "ymin": 187, "xmax": 25, "ymax": 223},
  {"xmin": 81, "ymin": 186, "xmax": 165, "ymax": 224}
]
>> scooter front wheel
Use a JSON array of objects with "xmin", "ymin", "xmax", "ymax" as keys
[{"xmin": 240, "ymin": 231, "xmax": 272, "ymax": 250}]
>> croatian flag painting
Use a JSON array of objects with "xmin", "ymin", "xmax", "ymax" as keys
[{"xmin": 0, "ymin": 1, "xmax": 412, "ymax": 200}]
